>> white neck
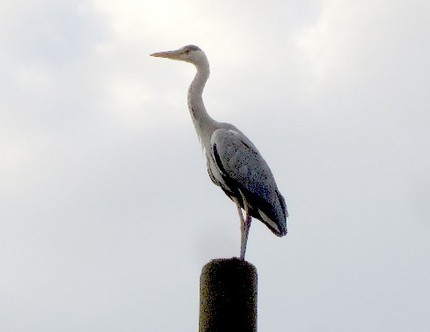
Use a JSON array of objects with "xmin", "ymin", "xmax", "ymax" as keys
[{"xmin": 187, "ymin": 59, "xmax": 218, "ymax": 149}]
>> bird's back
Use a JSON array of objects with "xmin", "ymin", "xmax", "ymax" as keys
[{"xmin": 207, "ymin": 127, "xmax": 288, "ymax": 236}]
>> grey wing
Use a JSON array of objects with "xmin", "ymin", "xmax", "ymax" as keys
[{"xmin": 208, "ymin": 128, "xmax": 288, "ymax": 236}]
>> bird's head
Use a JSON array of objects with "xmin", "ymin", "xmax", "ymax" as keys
[{"xmin": 150, "ymin": 45, "xmax": 207, "ymax": 66}]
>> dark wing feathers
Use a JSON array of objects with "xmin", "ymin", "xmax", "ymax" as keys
[{"xmin": 209, "ymin": 128, "xmax": 287, "ymax": 236}]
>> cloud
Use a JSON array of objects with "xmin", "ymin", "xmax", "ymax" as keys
[{"xmin": 1, "ymin": 0, "xmax": 429, "ymax": 331}]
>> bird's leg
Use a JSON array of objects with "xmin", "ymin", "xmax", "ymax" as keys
[
  {"xmin": 236, "ymin": 204, "xmax": 246, "ymax": 259},
  {"xmin": 238, "ymin": 205, "xmax": 252, "ymax": 260}
]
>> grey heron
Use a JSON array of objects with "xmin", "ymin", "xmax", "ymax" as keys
[{"xmin": 151, "ymin": 45, "xmax": 288, "ymax": 260}]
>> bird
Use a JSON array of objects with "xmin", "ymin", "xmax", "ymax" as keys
[{"xmin": 150, "ymin": 45, "xmax": 288, "ymax": 260}]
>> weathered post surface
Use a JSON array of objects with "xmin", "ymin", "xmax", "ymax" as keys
[{"xmin": 199, "ymin": 258, "xmax": 258, "ymax": 332}]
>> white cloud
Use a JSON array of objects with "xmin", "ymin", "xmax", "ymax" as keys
[{"xmin": 1, "ymin": 0, "xmax": 429, "ymax": 331}]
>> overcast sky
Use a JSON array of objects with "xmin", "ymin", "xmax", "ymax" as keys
[{"xmin": 1, "ymin": 0, "xmax": 429, "ymax": 331}]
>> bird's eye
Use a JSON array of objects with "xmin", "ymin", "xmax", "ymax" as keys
[{"xmin": 185, "ymin": 49, "xmax": 190, "ymax": 54}]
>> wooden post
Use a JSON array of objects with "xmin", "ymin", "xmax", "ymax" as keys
[{"xmin": 199, "ymin": 258, "xmax": 258, "ymax": 332}]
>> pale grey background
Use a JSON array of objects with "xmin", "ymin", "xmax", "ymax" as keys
[{"xmin": 1, "ymin": 0, "xmax": 429, "ymax": 331}]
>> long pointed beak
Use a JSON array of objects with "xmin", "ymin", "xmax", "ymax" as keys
[{"xmin": 150, "ymin": 50, "xmax": 179, "ymax": 59}]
